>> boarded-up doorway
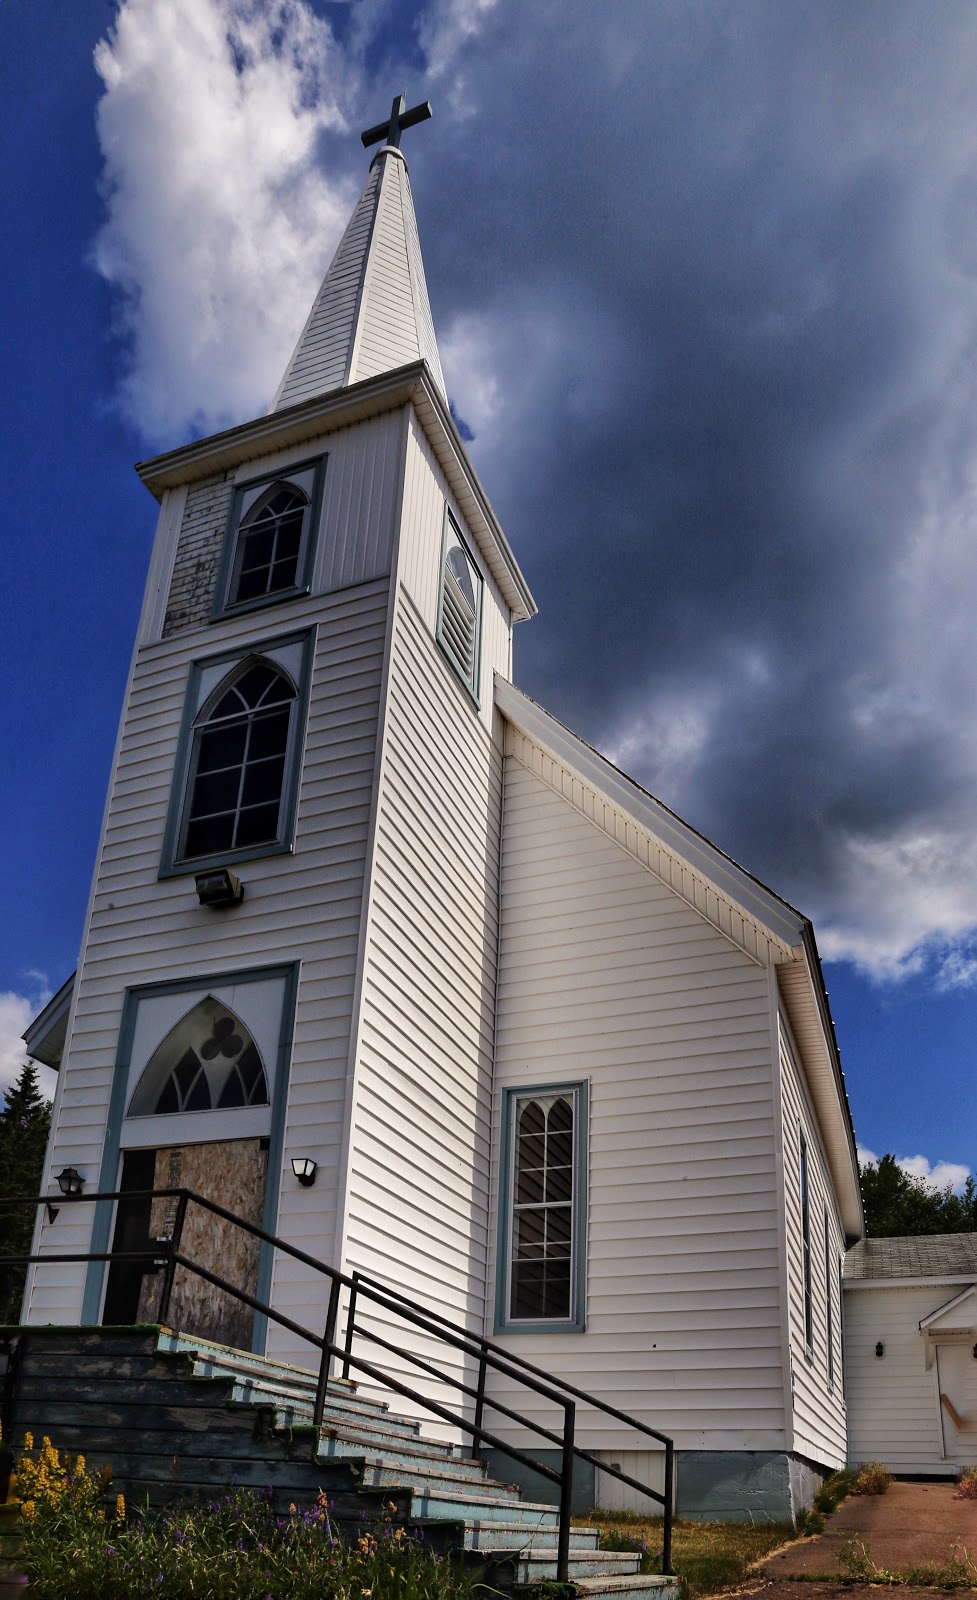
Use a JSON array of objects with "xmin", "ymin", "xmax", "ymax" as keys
[{"xmin": 103, "ymin": 1138, "xmax": 268, "ymax": 1351}]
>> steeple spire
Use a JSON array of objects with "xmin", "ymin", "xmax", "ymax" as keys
[{"xmin": 271, "ymin": 94, "xmax": 446, "ymax": 413}]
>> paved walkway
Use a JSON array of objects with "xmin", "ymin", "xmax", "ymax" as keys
[{"xmin": 760, "ymin": 1481, "xmax": 977, "ymax": 1578}]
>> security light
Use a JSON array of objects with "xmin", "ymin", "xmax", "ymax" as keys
[{"xmin": 195, "ymin": 869, "xmax": 244, "ymax": 908}]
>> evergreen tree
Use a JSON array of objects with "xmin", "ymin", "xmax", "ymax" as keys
[
  {"xmin": 860, "ymin": 1152, "xmax": 977, "ymax": 1237},
  {"xmin": 0, "ymin": 1061, "xmax": 52, "ymax": 1322}
]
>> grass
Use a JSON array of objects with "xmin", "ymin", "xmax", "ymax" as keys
[{"xmin": 575, "ymin": 1509, "xmax": 798, "ymax": 1597}]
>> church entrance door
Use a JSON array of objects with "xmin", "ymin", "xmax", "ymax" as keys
[
  {"xmin": 938, "ymin": 1342, "xmax": 977, "ymax": 1467},
  {"xmin": 102, "ymin": 1138, "xmax": 269, "ymax": 1351}
]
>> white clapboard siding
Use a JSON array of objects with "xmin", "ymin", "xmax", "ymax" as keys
[
  {"xmin": 485, "ymin": 755, "xmax": 785, "ymax": 1453},
  {"xmin": 843, "ymin": 1285, "xmax": 953, "ymax": 1472},
  {"xmin": 29, "ymin": 580, "xmax": 389, "ymax": 1359},
  {"xmin": 398, "ymin": 413, "xmax": 513, "ymax": 728},
  {"xmin": 778, "ymin": 1017, "xmax": 847, "ymax": 1466},
  {"xmin": 339, "ymin": 587, "xmax": 505, "ymax": 1429}
]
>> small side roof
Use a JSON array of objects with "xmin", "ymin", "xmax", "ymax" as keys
[
  {"xmin": 845, "ymin": 1233, "xmax": 977, "ymax": 1281},
  {"xmin": 22, "ymin": 972, "xmax": 75, "ymax": 1070}
]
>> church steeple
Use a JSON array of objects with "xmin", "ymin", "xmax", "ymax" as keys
[{"xmin": 271, "ymin": 95, "xmax": 446, "ymax": 412}]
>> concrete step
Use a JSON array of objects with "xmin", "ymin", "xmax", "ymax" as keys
[
  {"xmin": 460, "ymin": 1521, "xmax": 600, "ymax": 1553},
  {"xmin": 490, "ymin": 1549, "xmax": 643, "ymax": 1583},
  {"xmin": 565, "ymin": 1577, "xmax": 684, "ymax": 1600},
  {"xmin": 315, "ymin": 1433, "xmax": 485, "ymax": 1476},
  {"xmin": 230, "ymin": 1378, "xmax": 430, "ymax": 1438},
  {"xmin": 363, "ymin": 1459, "xmax": 522, "ymax": 1498},
  {"xmin": 406, "ymin": 1488, "xmax": 559, "ymax": 1525}
]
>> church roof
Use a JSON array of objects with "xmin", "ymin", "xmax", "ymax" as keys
[
  {"xmin": 272, "ymin": 146, "xmax": 446, "ymax": 412},
  {"xmin": 845, "ymin": 1233, "xmax": 977, "ymax": 1281}
]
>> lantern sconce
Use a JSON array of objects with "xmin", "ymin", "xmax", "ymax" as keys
[
  {"xmin": 291, "ymin": 1157, "xmax": 317, "ymax": 1188},
  {"xmin": 972, "ymin": 1343, "xmax": 977, "ymax": 1360},
  {"xmin": 875, "ymin": 1341, "xmax": 885, "ymax": 1359},
  {"xmin": 47, "ymin": 1167, "xmax": 85, "ymax": 1224}
]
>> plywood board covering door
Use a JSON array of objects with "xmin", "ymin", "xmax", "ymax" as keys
[{"xmin": 137, "ymin": 1138, "xmax": 268, "ymax": 1350}]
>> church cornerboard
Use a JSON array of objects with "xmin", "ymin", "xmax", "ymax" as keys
[{"xmin": 24, "ymin": 109, "xmax": 877, "ymax": 1526}]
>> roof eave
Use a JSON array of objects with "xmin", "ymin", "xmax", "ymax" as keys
[
  {"xmin": 136, "ymin": 362, "xmax": 536, "ymax": 623},
  {"xmin": 23, "ymin": 971, "xmax": 75, "ymax": 1070}
]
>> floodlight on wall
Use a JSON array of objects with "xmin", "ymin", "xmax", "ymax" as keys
[
  {"xmin": 875, "ymin": 1341, "xmax": 885, "ymax": 1359},
  {"xmin": 291, "ymin": 1157, "xmax": 317, "ymax": 1188},
  {"xmin": 195, "ymin": 868, "xmax": 244, "ymax": 909}
]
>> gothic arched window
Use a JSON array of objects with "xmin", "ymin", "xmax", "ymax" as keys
[
  {"xmin": 128, "ymin": 996, "xmax": 269, "ymax": 1118},
  {"xmin": 180, "ymin": 659, "xmax": 297, "ymax": 862},
  {"xmin": 229, "ymin": 483, "xmax": 310, "ymax": 608},
  {"xmin": 504, "ymin": 1088, "xmax": 585, "ymax": 1327}
]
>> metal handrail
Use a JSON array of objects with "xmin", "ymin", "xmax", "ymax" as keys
[{"xmin": 0, "ymin": 1189, "xmax": 673, "ymax": 1575}]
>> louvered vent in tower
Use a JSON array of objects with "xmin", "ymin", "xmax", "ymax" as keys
[{"xmin": 437, "ymin": 513, "xmax": 483, "ymax": 698}]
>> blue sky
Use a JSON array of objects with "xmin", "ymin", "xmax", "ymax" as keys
[{"xmin": 1, "ymin": 0, "xmax": 974, "ymax": 1190}]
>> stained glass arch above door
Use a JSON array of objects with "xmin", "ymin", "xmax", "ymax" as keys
[{"xmin": 127, "ymin": 995, "xmax": 270, "ymax": 1117}]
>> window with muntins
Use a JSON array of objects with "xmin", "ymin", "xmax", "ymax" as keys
[
  {"xmin": 215, "ymin": 456, "xmax": 325, "ymax": 619},
  {"xmin": 127, "ymin": 996, "xmax": 269, "ymax": 1118},
  {"xmin": 437, "ymin": 510, "xmax": 482, "ymax": 698},
  {"xmin": 499, "ymin": 1084, "xmax": 587, "ymax": 1331},
  {"xmin": 800, "ymin": 1133, "xmax": 813, "ymax": 1352},
  {"xmin": 180, "ymin": 660, "xmax": 297, "ymax": 861},
  {"xmin": 229, "ymin": 485, "xmax": 308, "ymax": 606}
]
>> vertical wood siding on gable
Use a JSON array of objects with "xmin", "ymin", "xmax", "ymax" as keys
[
  {"xmin": 486, "ymin": 756, "xmax": 785, "ymax": 1454},
  {"xmin": 779, "ymin": 1018, "xmax": 847, "ymax": 1467},
  {"xmin": 843, "ymin": 1285, "xmax": 949, "ymax": 1472},
  {"xmin": 398, "ymin": 414, "xmax": 513, "ymax": 728},
  {"xmin": 28, "ymin": 581, "xmax": 388, "ymax": 1353},
  {"xmin": 162, "ymin": 477, "xmax": 233, "ymax": 637},
  {"xmin": 339, "ymin": 590, "xmax": 503, "ymax": 1427},
  {"xmin": 157, "ymin": 413, "xmax": 404, "ymax": 641}
]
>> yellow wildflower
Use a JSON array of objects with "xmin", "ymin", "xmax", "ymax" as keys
[
  {"xmin": 20, "ymin": 1502, "xmax": 35, "ymax": 1523},
  {"xmin": 116, "ymin": 1493, "xmax": 125, "ymax": 1522},
  {"xmin": 22, "ymin": 1434, "xmax": 32, "ymax": 1454}
]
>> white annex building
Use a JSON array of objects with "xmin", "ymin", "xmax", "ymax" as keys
[{"xmin": 25, "ymin": 104, "xmax": 867, "ymax": 1522}]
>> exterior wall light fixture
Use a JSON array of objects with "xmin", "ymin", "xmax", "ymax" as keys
[
  {"xmin": 291, "ymin": 1157, "xmax": 317, "ymax": 1187},
  {"xmin": 875, "ymin": 1341, "xmax": 885, "ymax": 1358},
  {"xmin": 195, "ymin": 869, "xmax": 244, "ymax": 908},
  {"xmin": 48, "ymin": 1167, "xmax": 85, "ymax": 1223}
]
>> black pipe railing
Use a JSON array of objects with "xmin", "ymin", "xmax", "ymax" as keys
[{"xmin": 0, "ymin": 1189, "xmax": 674, "ymax": 1577}]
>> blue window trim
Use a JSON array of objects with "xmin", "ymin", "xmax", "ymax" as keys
[
  {"xmin": 494, "ymin": 1080, "xmax": 588, "ymax": 1335},
  {"xmin": 158, "ymin": 626, "xmax": 315, "ymax": 879},
  {"xmin": 436, "ymin": 504, "xmax": 483, "ymax": 707},
  {"xmin": 211, "ymin": 454, "xmax": 327, "ymax": 622},
  {"xmin": 81, "ymin": 961, "xmax": 299, "ymax": 1354}
]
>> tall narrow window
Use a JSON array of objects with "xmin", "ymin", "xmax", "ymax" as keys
[
  {"xmin": 180, "ymin": 660, "xmax": 297, "ymax": 861},
  {"xmin": 800, "ymin": 1133, "xmax": 813, "ymax": 1353},
  {"xmin": 437, "ymin": 510, "xmax": 482, "ymax": 698},
  {"xmin": 499, "ymin": 1084, "xmax": 587, "ymax": 1331},
  {"xmin": 824, "ymin": 1206, "xmax": 834, "ymax": 1388}
]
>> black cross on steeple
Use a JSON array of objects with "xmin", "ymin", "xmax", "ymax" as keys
[{"xmin": 361, "ymin": 92, "xmax": 432, "ymax": 152}]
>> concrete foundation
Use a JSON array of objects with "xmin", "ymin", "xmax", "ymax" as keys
[{"xmin": 677, "ymin": 1450, "xmax": 824, "ymax": 1523}]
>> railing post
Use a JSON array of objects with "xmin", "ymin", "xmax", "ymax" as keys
[
  {"xmin": 662, "ymin": 1440, "xmax": 674, "ymax": 1574},
  {"xmin": 472, "ymin": 1338, "xmax": 487, "ymax": 1455},
  {"xmin": 314, "ymin": 1275, "xmax": 342, "ymax": 1428},
  {"xmin": 157, "ymin": 1190, "xmax": 189, "ymax": 1328},
  {"xmin": 557, "ymin": 1398, "xmax": 576, "ymax": 1585},
  {"xmin": 341, "ymin": 1275, "xmax": 359, "ymax": 1380}
]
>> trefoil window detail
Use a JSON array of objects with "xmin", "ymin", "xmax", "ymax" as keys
[
  {"xmin": 437, "ymin": 510, "xmax": 482, "ymax": 698},
  {"xmin": 181, "ymin": 660, "xmax": 297, "ymax": 862},
  {"xmin": 499, "ymin": 1083, "xmax": 587, "ymax": 1332},
  {"xmin": 128, "ymin": 997, "xmax": 269, "ymax": 1118}
]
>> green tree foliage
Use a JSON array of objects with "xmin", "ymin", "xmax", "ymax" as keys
[
  {"xmin": 0, "ymin": 1061, "xmax": 52, "ymax": 1321},
  {"xmin": 860, "ymin": 1153, "xmax": 977, "ymax": 1237}
]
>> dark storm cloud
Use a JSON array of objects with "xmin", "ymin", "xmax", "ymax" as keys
[{"xmin": 408, "ymin": 0, "xmax": 977, "ymax": 973}]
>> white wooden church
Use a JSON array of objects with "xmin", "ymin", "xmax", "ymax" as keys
[{"xmin": 24, "ymin": 102, "xmax": 865, "ymax": 1523}]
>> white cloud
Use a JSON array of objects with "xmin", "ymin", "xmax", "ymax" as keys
[
  {"xmin": 0, "ymin": 988, "xmax": 53, "ymax": 1097},
  {"xmin": 857, "ymin": 1144, "xmax": 970, "ymax": 1193},
  {"xmin": 93, "ymin": 0, "xmax": 357, "ymax": 441}
]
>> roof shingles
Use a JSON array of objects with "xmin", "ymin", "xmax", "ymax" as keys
[{"xmin": 844, "ymin": 1232, "xmax": 977, "ymax": 1280}]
